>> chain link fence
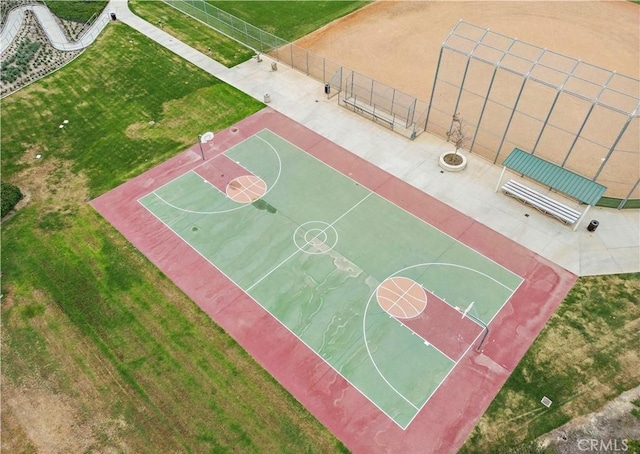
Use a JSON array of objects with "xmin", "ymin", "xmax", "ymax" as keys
[
  {"xmin": 160, "ymin": 3, "xmax": 639, "ymax": 207},
  {"xmin": 163, "ymin": 0, "xmax": 287, "ymax": 53},
  {"xmin": 425, "ymin": 21, "xmax": 640, "ymax": 206},
  {"xmin": 162, "ymin": 0, "xmax": 427, "ymax": 139}
]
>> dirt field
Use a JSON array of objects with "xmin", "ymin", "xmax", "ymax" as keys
[
  {"xmin": 297, "ymin": 0, "xmax": 639, "ymax": 101},
  {"xmin": 296, "ymin": 0, "xmax": 640, "ymax": 199}
]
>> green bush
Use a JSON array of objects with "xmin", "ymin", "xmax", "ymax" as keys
[
  {"xmin": 1, "ymin": 182, "xmax": 24, "ymax": 217},
  {"xmin": 0, "ymin": 38, "xmax": 40, "ymax": 83}
]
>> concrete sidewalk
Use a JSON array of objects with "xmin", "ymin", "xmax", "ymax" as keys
[
  {"xmin": 108, "ymin": 0, "xmax": 640, "ymax": 276},
  {"xmin": 0, "ymin": 4, "xmax": 110, "ymax": 54}
]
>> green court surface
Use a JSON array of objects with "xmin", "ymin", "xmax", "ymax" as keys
[{"xmin": 139, "ymin": 130, "xmax": 523, "ymax": 428}]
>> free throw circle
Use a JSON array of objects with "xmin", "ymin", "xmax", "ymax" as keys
[
  {"xmin": 226, "ymin": 175, "xmax": 267, "ymax": 203},
  {"xmin": 376, "ymin": 277, "xmax": 427, "ymax": 319}
]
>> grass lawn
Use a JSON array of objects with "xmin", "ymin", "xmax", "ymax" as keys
[
  {"xmin": 0, "ymin": 22, "xmax": 262, "ymax": 199},
  {"xmin": 129, "ymin": 0, "xmax": 255, "ymax": 67},
  {"xmin": 208, "ymin": 1, "xmax": 370, "ymax": 42},
  {"xmin": 44, "ymin": 0, "xmax": 109, "ymax": 23},
  {"xmin": 2, "ymin": 4, "xmax": 639, "ymax": 453},
  {"xmin": 129, "ymin": 1, "xmax": 368, "ymax": 67},
  {"xmin": 0, "ymin": 23, "xmax": 346, "ymax": 453},
  {"xmin": 460, "ymin": 273, "xmax": 640, "ymax": 452}
]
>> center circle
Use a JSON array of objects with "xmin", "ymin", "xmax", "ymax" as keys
[
  {"xmin": 293, "ymin": 221, "xmax": 338, "ymax": 255},
  {"xmin": 305, "ymin": 228, "xmax": 327, "ymax": 244}
]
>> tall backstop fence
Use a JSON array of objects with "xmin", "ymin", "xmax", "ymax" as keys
[
  {"xmin": 162, "ymin": 3, "xmax": 639, "ymax": 206},
  {"xmin": 425, "ymin": 21, "xmax": 640, "ymax": 205}
]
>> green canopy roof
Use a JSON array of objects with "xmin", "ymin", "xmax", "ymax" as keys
[{"xmin": 503, "ymin": 148, "xmax": 607, "ymax": 206}]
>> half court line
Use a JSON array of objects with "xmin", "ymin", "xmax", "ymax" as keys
[{"xmin": 246, "ymin": 192, "xmax": 373, "ymax": 293}]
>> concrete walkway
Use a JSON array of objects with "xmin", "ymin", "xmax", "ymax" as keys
[
  {"xmin": 84, "ymin": 1, "xmax": 640, "ymax": 275},
  {"xmin": 0, "ymin": 4, "xmax": 110, "ymax": 54}
]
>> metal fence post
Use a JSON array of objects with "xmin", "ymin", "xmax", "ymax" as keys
[
  {"xmin": 370, "ymin": 79, "xmax": 374, "ymax": 105},
  {"xmin": 495, "ymin": 76, "xmax": 528, "ymax": 163},
  {"xmin": 390, "ymin": 89, "xmax": 396, "ymax": 118},
  {"xmin": 407, "ymin": 98, "xmax": 417, "ymax": 128},
  {"xmin": 561, "ymin": 103, "xmax": 595, "ymax": 167},
  {"xmin": 424, "ymin": 47, "xmax": 445, "ymax": 132},
  {"xmin": 471, "ymin": 64, "xmax": 499, "ymax": 151},
  {"xmin": 619, "ymin": 177, "xmax": 640, "ymax": 209},
  {"xmin": 323, "ymin": 58, "xmax": 326, "ymax": 83},
  {"xmin": 593, "ymin": 111, "xmax": 636, "ymax": 180}
]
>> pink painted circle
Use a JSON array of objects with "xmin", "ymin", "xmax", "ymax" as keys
[
  {"xmin": 376, "ymin": 277, "xmax": 427, "ymax": 319},
  {"xmin": 226, "ymin": 175, "xmax": 267, "ymax": 203}
]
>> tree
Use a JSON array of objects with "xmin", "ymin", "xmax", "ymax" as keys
[{"xmin": 446, "ymin": 113, "xmax": 470, "ymax": 157}]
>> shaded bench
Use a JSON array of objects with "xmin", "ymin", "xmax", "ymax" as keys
[
  {"xmin": 502, "ymin": 179, "xmax": 581, "ymax": 225},
  {"xmin": 495, "ymin": 148, "xmax": 607, "ymax": 231}
]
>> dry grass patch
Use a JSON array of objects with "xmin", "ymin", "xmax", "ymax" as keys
[
  {"xmin": 461, "ymin": 273, "xmax": 640, "ymax": 452},
  {"xmin": 10, "ymin": 153, "xmax": 89, "ymax": 232}
]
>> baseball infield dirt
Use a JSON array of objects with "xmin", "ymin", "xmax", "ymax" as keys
[
  {"xmin": 295, "ymin": 1, "xmax": 639, "ymax": 199},
  {"xmin": 296, "ymin": 0, "xmax": 639, "ymax": 101}
]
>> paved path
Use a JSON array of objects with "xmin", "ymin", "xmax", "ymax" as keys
[
  {"xmin": 16, "ymin": 0, "xmax": 640, "ymax": 276},
  {"xmin": 0, "ymin": 4, "xmax": 110, "ymax": 54}
]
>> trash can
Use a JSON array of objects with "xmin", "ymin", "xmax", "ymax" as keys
[
  {"xmin": 264, "ymin": 93, "xmax": 271, "ymax": 103},
  {"xmin": 587, "ymin": 220, "xmax": 599, "ymax": 232},
  {"xmin": 110, "ymin": 12, "xmax": 117, "ymax": 21},
  {"xmin": 324, "ymin": 83, "xmax": 330, "ymax": 95}
]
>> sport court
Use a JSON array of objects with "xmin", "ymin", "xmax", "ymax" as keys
[
  {"xmin": 93, "ymin": 109, "xmax": 577, "ymax": 452},
  {"xmin": 138, "ymin": 128, "xmax": 522, "ymax": 428}
]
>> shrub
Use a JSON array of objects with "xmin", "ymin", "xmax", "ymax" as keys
[{"xmin": 1, "ymin": 182, "xmax": 24, "ymax": 217}]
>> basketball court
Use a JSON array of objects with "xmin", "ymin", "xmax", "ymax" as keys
[{"xmin": 92, "ymin": 108, "xmax": 577, "ymax": 452}]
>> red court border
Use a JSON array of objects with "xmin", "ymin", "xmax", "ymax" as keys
[{"xmin": 91, "ymin": 108, "xmax": 577, "ymax": 453}]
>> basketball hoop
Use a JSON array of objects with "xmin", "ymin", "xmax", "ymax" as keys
[
  {"xmin": 197, "ymin": 131, "xmax": 214, "ymax": 160},
  {"xmin": 200, "ymin": 131, "xmax": 214, "ymax": 143}
]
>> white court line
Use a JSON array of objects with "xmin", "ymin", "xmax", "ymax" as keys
[
  {"xmin": 139, "ymin": 134, "xmax": 282, "ymax": 215},
  {"xmin": 362, "ymin": 286, "xmax": 431, "ymax": 412},
  {"xmin": 255, "ymin": 129, "xmax": 524, "ymax": 283},
  {"xmin": 388, "ymin": 314, "xmax": 459, "ymax": 363},
  {"xmin": 246, "ymin": 192, "xmax": 372, "ymax": 292},
  {"xmin": 362, "ymin": 261, "xmax": 519, "ymax": 416},
  {"xmin": 227, "ymin": 176, "xmax": 266, "ymax": 202},
  {"xmin": 140, "ymin": 128, "xmax": 524, "ymax": 430},
  {"xmin": 379, "ymin": 279, "xmax": 425, "ymax": 318},
  {"xmin": 398, "ymin": 316, "xmax": 488, "ymax": 429},
  {"xmin": 138, "ymin": 189, "xmax": 409, "ymax": 429},
  {"xmin": 138, "ymin": 139, "xmax": 245, "ymax": 200}
]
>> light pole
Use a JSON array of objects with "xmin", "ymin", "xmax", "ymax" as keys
[{"xmin": 198, "ymin": 131, "xmax": 214, "ymax": 160}]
